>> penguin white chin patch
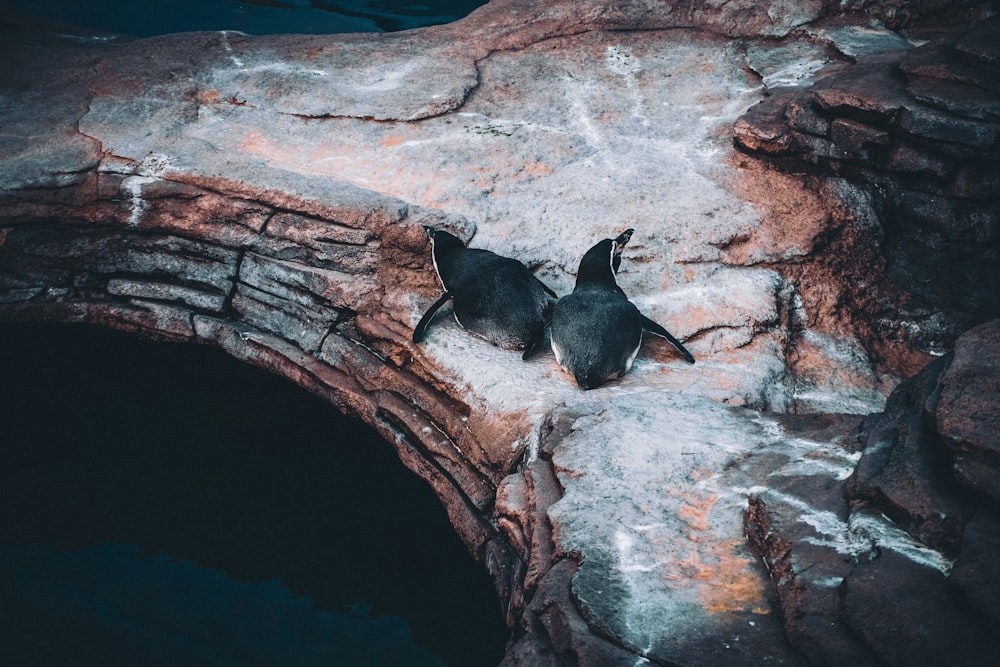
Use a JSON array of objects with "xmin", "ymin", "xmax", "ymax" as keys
[
  {"xmin": 624, "ymin": 339, "xmax": 641, "ymax": 373},
  {"xmin": 430, "ymin": 238, "xmax": 447, "ymax": 290}
]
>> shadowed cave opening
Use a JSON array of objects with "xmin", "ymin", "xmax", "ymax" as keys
[{"xmin": 0, "ymin": 323, "xmax": 507, "ymax": 666}]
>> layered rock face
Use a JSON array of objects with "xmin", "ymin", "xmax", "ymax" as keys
[
  {"xmin": 735, "ymin": 15, "xmax": 1000, "ymax": 367},
  {"xmin": 745, "ymin": 320, "xmax": 1000, "ymax": 666},
  {"xmin": 2, "ymin": 1, "xmax": 998, "ymax": 665}
]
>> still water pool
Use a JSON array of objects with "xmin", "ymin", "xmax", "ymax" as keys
[
  {"xmin": 0, "ymin": 0, "xmax": 488, "ymax": 36},
  {"xmin": 0, "ymin": 324, "xmax": 508, "ymax": 666}
]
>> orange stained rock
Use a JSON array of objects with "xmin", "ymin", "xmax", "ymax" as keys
[
  {"xmin": 193, "ymin": 88, "xmax": 222, "ymax": 105},
  {"xmin": 665, "ymin": 539, "xmax": 768, "ymax": 615},
  {"xmin": 661, "ymin": 484, "xmax": 768, "ymax": 615},
  {"xmin": 513, "ymin": 162, "xmax": 553, "ymax": 179},
  {"xmin": 239, "ymin": 129, "xmax": 268, "ymax": 154},
  {"xmin": 701, "ymin": 539, "xmax": 768, "ymax": 614},
  {"xmin": 381, "ymin": 133, "xmax": 407, "ymax": 147},
  {"xmin": 677, "ymin": 494, "xmax": 718, "ymax": 532}
]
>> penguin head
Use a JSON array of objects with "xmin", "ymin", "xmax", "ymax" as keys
[
  {"xmin": 425, "ymin": 227, "xmax": 467, "ymax": 290},
  {"xmin": 425, "ymin": 227, "xmax": 466, "ymax": 253},
  {"xmin": 575, "ymin": 228, "xmax": 634, "ymax": 287},
  {"xmin": 426, "ymin": 227, "xmax": 466, "ymax": 265}
]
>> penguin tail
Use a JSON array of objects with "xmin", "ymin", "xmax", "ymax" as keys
[
  {"xmin": 640, "ymin": 314, "xmax": 695, "ymax": 364},
  {"xmin": 413, "ymin": 292, "xmax": 453, "ymax": 343}
]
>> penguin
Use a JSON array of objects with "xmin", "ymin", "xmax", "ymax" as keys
[
  {"xmin": 412, "ymin": 227, "xmax": 558, "ymax": 358},
  {"xmin": 550, "ymin": 228, "xmax": 694, "ymax": 389}
]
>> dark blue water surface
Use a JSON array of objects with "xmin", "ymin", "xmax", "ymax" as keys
[
  {"xmin": 0, "ymin": 0, "xmax": 488, "ymax": 36},
  {"xmin": 0, "ymin": 324, "xmax": 507, "ymax": 666}
]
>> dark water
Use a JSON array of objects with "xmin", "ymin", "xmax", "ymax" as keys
[
  {"xmin": 0, "ymin": 0, "xmax": 488, "ymax": 36},
  {"xmin": 0, "ymin": 323, "xmax": 507, "ymax": 666}
]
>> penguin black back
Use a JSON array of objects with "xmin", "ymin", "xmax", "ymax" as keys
[
  {"xmin": 413, "ymin": 228, "xmax": 557, "ymax": 353},
  {"xmin": 551, "ymin": 228, "xmax": 693, "ymax": 389}
]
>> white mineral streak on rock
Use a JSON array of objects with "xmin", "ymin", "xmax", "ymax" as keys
[
  {"xmin": 745, "ymin": 41, "xmax": 833, "ymax": 89},
  {"xmin": 242, "ymin": 63, "xmax": 330, "ymax": 77},
  {"xmin": 219, "ymin": 30, "xmax": 244, "ymax": 68},
  {"xmin": 614, "ymin": 528, "xmax": 656, "ymax": 573},
  {"xmin": 604, "ymin": 45, "xmax": 647, "ymax": 125},
  {"xmin": 756, "ymin": 488, "xmax": 955, "ymax": 574},
  {"xmin": 750, "ymin": 414, "xmax": 865, "ymax": 480},
  {"xmin": 744, "ymin": 418, "xmax": 952, "ymax": 574},
  {"xmin": 791, "ymin": 329, "xmax": 887, "ymax": 414},
  {"xmin": 546, "ymin": 392, "xmax": 788, "ymax": 660},
  {"xmin": 354, "ymin": 60, "xmax": 421, "ymax": 92},
  {"xmin": 847, "ymin": 512, "xmax": 955, "ymax": 574},
  {"xmin": 121, "ymin": 175, "xmax": 156, "ymax": 227},
  {"xmin": 813, "ymin": 576, "xmax": 847, "ymax": 588}
]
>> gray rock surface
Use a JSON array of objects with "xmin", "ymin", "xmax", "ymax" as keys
[
  {"xmin": 734, "ymin": 16, "xmax": 1000, "ymax": 359},
  {"xmin": 745, "ymin": 320, "xmax": 1000, "ymax": 667},
  {"xmin": 2, "ymin": 2, "xmax": 998, "ymax": 664}
]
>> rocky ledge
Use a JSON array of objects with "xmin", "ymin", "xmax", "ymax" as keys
[{"xmin": 2, "ymin": 1, "xmax": 998, "ymax": 665}]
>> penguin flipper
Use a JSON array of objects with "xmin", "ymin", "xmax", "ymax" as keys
[
  {"xmin": 521, "ymin": 313, "xmax": 552, "ymax": 361},
  {"xmin": 640, "ymin": 314, "xmax": 695, "ymax": 364},
  {"xmin": 537, "ymin": 277, "xmax": 559, "ymax": 300},
  {"xmin": 413, "ymin": 292, "xmax": 453, "ymax": 343}
]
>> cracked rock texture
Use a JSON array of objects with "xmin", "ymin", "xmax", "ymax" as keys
[{"xmin": 2, "ymin": 1, "xmax": 998, "ymax": 665}]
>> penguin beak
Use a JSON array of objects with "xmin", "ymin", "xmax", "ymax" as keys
[
  {"xmin": 613, "ymin": 228, "xmax": 634, "ymax": 255},
  {"xmin": 610, "ymin": 229, "xmax": 634, "ymax": 274}
]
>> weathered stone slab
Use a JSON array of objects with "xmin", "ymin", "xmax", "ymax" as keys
[
  {"xmin": 106, "ymin": 278, "xmax": 228, "ymax": 313},
  {"xmin": 0, "ymin": 225, "xmax": 238, "ymax": 293},
  {"xmin": 231, "ymin": 283, "xmax": 338, "ymax": 353},
  {"xmin": 255, "ymin": 212, "xmax": 378, "ymax": 273},
  {"xmin": 807, "ymin": 23, "xmax": 914, "ymax": 60},
  {"xmin": 810, "ymin": 53, "xmax": 912, "ymax": 121},
  {"xmin": 850, "ymin": 358, "xmax": 974, "ymax": 552},
  {"xmin": 204, "ymin": 31, "xmax": 480, "ymax": 121},
  {"xmin": 843, "ymin": 549, "xmax": 1000, "ymax": 666},
  {"xmin": 545, "ymin": 393, "xmax": 800, "ymax": 665},
  {"xmin": 887, "ymin": 141, "xmax": 954, "ymax": 177},
  {"xmin": 99, "ymin": 173, "xmax": 273, "ymax": 245},
  {"xmin": 745, "ymin": 40, "xmax": 835, "ymax": 89},
  {"xmin": 899, "ymin": 101, "xmax": 1000, "ymax": 146},
  {"xmin": 733, "ymin": 92, "xmax": 799, "ymax": 155},
  {"xmin": 238, "ymin": 251, "xmax": 375, "ymax": 312},
  {"xmin": 933, "ymin": 319, "xmax": 1000, "ymax": 503},
  {"xmin": 951, "ymin": 509, "xmax": 1000, "ymax": 625},
  {"xmin": 907, "ymin": 74, "xmax": 1000, "ymax": 120},
  {"xmin": 900, "ymin": 41, "xmax": 1000, "ymax": 94}
]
